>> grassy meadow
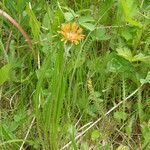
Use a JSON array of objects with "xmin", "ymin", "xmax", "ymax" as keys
[{"xmin": 0, "ymin": 0, "xmax": 150, "ymax": 149}]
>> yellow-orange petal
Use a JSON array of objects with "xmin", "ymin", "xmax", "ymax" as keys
[{"xmin": 59, "ymin": 22, "xmax": 84, "ymax": 45}]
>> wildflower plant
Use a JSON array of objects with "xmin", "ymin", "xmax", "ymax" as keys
[{"xmin": 59, "ymin": 22, "xmax": 84, "ymax": 59}]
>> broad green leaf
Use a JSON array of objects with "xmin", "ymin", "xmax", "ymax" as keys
[
  {"xmin": 78, "ymin": 16, "xmax": 95, "ymax": 23},
  {"xmin": 107, "ymin": 53, "xmax": 135, "ymax": 74},
  {"xmin": 64, "ymin": 12, "xmax": 75, "ymax": 21},
  {"xmin": 116, "ymin": 47, "xmax": 133, "ymax": 62},
  {"xmin": 132, "ymin": 53, "xmax": 150, "ymax": 63},
  {"xmin": 64, "ymin": 8, "xmax": 78, "ymax": 21},
  {"xmin": 91, "ymin": 28, "xmax": 110, "ymax": 41},
  {"xmin": 116, "ymin": 48, "xmax": 150, "ymax": 63},
  {"xmin": 0, "ymin": 64, "xmax": 11, "ymax": 86},
  {"xmin": 80, "ymin": 22, "xmax": 95, "ymax": 31}
]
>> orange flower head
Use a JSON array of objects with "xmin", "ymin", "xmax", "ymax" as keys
[{"xmin": 59, "ymin": 22, "xmax": 84, "ymax": 45}]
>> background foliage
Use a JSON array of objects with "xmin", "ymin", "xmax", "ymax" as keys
[{"xmin": 0, "ymin": 0, "xmax": 150, "ymax": 149}]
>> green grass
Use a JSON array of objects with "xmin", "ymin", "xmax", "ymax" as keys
[{"xmin": 0, "ymin": 0, "xmax": 150, "ymax": 150}]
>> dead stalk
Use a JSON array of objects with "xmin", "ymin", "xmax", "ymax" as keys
[{"xmin": 0, "ymin": 9, "xmax": 33, "ymax": 51}]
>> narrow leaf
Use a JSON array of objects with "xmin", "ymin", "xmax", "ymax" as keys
[{"xmin": 0, "ymin": 64, "xmax": 11, "ymax": 86}]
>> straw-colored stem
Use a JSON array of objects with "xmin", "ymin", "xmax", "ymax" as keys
[{"xmin": 0, "ymin": 9, "xmax": 32, "ymax": 50}]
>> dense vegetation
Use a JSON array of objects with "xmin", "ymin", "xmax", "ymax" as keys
[{"xmin": 0, "ymin": 0, "xmax": 150, "ymax": 149}]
